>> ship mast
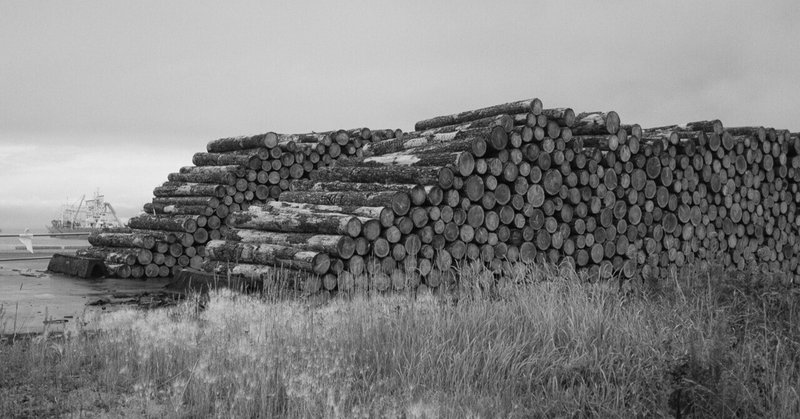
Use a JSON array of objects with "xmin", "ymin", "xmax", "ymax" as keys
[{"xmin": 71, "ymin": 195, "xmax": 85, "ymax": 227}]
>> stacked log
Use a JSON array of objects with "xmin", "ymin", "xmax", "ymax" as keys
[
  {"xmin": 204, "ymin": 97, "xmax": 800, "ymax": 294},
  {"xmin": 73, "ymin": 95, "xmax": 800, "ymax": 292},
  {"xmin": 632, "ymin": 124, "xmax": 800, "ymax": 280},
  {"xmin": 79, "ymin": 127, "xmax": 400, "ymax": 279}
]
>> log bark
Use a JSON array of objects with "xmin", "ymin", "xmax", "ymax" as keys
[
  {"xmin": 221, "ymin": 229, "xmax": 355, "ymax": 259},
  {"xmin": 202, "ymin": 261, "xmax": 308, "ymax": 288},
  {"xmin": 128, "ymin": 214, "xmax": 199, "ymax": 233},
  {"xmin": 289, "ymin": 180, "xmax": 435, "ymax": 200},
  {"xmin": 413, "ymin": 114, "xmax": 514, "ymax": 137},
  {"xmin": 541, "ymin": 108, "xmax": 576, "ymax": 127},
  {"xmin": 264, "ymin": 200, "xmax": 393, "ymax": 225},
  {"xmin": 278, "ymin": 191, "xmax": 411, "ymax": 216},
  {"xmin": 76, "ymin": 247, "xmax": 150, "ymax": 266},
  {"xmin": 206, "ymin": 240, "xmax": 330, "ymax": 274},
  {"xmin": 88, "ymin": 232, "xmax": 157, "ymax": 250},
  {"xmin": 363, "ymin": 127, "xmax": 494, "ymax": 157},
  {"xmin": 310, "ymin": 166, "xmax": 442, "ymax": 185},
  {"xmin": 179, "ymin": 164, "xmax": 247, "ymax": 177},
  {"xmin": 192, "ymin": 152, "xmax": 261, "ymax": 170},
  {"xmin": 153, "ymin": 182, "xmax": 227, "ymax": 198},
  {"xmin": 226, "ymin": 204, "xmax": 366, "ymax": 237},
  {"xmin": 414, "ymin": 98, "xmax": 542, "ymax": 131},
  {"xmin": 167, "ymin": 169, "xmax": 238, "ymax": 185},
  {"xmin": 150, "ymin": 196, "xmax": 220, "ymax": 209},
  {"xmin": 206, "ymin": 132, "xmax": 277, "ymax": 153},
  {"xmin": 572, "ymin": 111, "xmax": 621, "ymax": 135},
  {"xmin": 336, "ymin": 150, "xmax": 474, "ymax": 177},
  {"xmin": 142, "ymin": 203, "xmax": 215, "ymax": 217}
]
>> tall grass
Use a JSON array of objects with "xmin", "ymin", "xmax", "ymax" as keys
[{"xmin": 1, "ymin": 262, "xmax": 799, "ymax": 417}]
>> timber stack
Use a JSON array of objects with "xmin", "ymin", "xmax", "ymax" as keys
[
  {"xmin": 77, "ymin": 127, "xmax": 401, "ymax": 279},
  {"xmin": 73, "ymin": 96, "xmax": 800, "ymax": 293}
]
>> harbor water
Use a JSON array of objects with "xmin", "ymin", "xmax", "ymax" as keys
[{"xmin": 0, "ymin": 235, "xmax": 170, "ymax": 334}]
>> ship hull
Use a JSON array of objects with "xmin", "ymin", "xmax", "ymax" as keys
[{"xmin": 46, "ymin": 225, "xmax": 95, "ymax": 238}]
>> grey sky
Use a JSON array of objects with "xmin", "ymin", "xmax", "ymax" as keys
[{"xmin": 1, "ymin": 1, "xmax": 799, "ymax": 231}]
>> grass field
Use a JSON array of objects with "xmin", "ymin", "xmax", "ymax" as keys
[{"xmin": 1, "ymin": 262, "xmax": 799, "ymax": 418}]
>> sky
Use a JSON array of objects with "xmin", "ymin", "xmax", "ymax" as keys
[{"xmin": 1, "ymin": 0, "xmax": 799, "ymax": 232}]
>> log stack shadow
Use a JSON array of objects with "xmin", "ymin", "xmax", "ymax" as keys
[{"xmin": 73, "ymin": 97, "xmax": 800, "ymax": 293}]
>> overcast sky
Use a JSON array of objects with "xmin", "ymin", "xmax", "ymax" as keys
[{"xmin": 1, "ymin": 0, "xmax": 799, "ymax": 232}]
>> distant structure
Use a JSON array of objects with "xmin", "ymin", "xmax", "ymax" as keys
[{"xmin": 47, "ymin": 190, "xmax": 123, "ymax": 234}]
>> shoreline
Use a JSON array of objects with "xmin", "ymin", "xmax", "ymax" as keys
[{"xmin": 0, "ymin": 252, "xmax": 172, "ymax": 334}]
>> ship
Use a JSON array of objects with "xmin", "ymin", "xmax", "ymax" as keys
[{"xmin": 47, "ymin": 190, "xmax": 124, "ymax": 235}]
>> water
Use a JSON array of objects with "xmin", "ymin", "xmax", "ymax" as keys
[
  {"xmin": 0, "ymin": 238, "xmax": 171, "ymax": 334},
  {"xmin": 0, "ymin": 235, "xmax": 89, "ymax": 253}
]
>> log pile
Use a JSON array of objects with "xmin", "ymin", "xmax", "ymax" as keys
[
  {"xmin": 204, "ymin": 97, "xmax": 800, "ymax": 293},
  {"xmin": 73, "ymin": 96, "xmax": 800, "ymax": 293},
  {"xmin": 78, "ymin": 128, "xmax": 401, "ymax": 278}
]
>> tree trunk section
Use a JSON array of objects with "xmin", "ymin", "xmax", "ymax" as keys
[
  {"xmin": 337, "ymin": 150, "xmax": 474, "ymax": 177},
  {"xmin": 88, "ymin": 232, "xmax": 157, "ymax": 250},
  {"xmin": 223, "ymin": 229, "xmax": 356, "ymax": 259},
  {"xmin": 206, "ymin": 132, "xmax": 278, "ymax": 153},
  {"xmin": 264, "ymin": 200, "xmax": 394, "ymax": 227},
  {"xmin": 414, "ymin": 98, "xmax": 542, "ymax": 131},
  {"xmin": 278, "ymin": 191, "xmax": 411, "ymax": 216},
  {"xmin": 310, "ymin": 166, "xmax": 442, "ymax": 185},
  {"xmin": 226, "ymin": 205, "xmax": 367, "ymax": 237},
  {"xmin": 167, "ymin": 170, "xmax": 238, "ymax": 185},
  {"xmin": 192, "ymin": 152, "xmax": 261, "ymax": 170},
  {"xmin": 572, "ymin": 111, "xmax": 621, "ymax": 135},
  {"xmin": 153, "ymin": 182, "xmax": 227, "ymax": 198},
  {"xmin": 143, "ymin": 203, "xmax": 215, "ymax": 217},
  {"xmin": 150, "ymin": 196, "xmax": 220, "ymax": 209},
  {"xmin": 206, "ymin": 240, "xmax": 330, "ymax": 274},
  {"xmin": 128, "ymin": 214, "xmax": 200, "ymax": 233}
]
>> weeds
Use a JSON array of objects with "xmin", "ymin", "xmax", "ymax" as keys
[{"xmin": 1, "ymin": 262, "xmax": 798, "ymax": 417}]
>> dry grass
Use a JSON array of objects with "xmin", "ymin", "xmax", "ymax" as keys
[{"xmin": 1, "ymin": 262, "xmax": 799, "ymax": 418}]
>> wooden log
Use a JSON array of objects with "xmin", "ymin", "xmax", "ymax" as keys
[
  {"xmin": 278, "ymin": 191, "xmax": 411, "ymax": 216},
  {"xmin": 541, "ymin": 108, "xmax": 576, "ymax": 127},
  {"xmin": 264, "ymin": 201, "xmax": 394, "ymax": 227},
  {"xmin": 206, "ymin": 132, "xmax": 277, "ymax": 153},
  {"xmin": 363, "ymin": 127, "xmax": 494, "ymax": 157},
  {"xmin": 578, "ymin": 135, "xmax": 620, "ymax": 151},
  {"xmin": 88, "ymin": 231, "xmax": 157, "ymax": 250},
  {"xmin": 168, "ymin": 168, "xmax": 239, "ymax": 185},
  {"xmin": 337, "ymin": 150, "xmax": 475, "ymax": 177},
  {"xmin": 128, "ymin": 214, "xmax": 199, "ymax": 233},
  {"xmin": 192, "ymin": 152, "xmax": 261, "ymax": 170},
  {"xmin": 202, "ymin": 261, "xmax": 308, "ymax": 288},
  {"xmin": 289, "ymin": 180, "xmax": 435, "ymax": 199},
  {"xmin": 206, "ymin": 240, "xmax": 330, "ymax": 274},
  {"xmin": 226, "ymin": 204, "xmax": 366, "ymax": 237},
  {"xmin": 310, "ymin": 166, "xmax": 442, "ymax": 185},
  {"xmin": 572, "ymin": 111, "xmax": 621, "ymax": 135},
  {"xmin": 414, "ymin": 98, "xmax": 542, "ymax": 131},
  {"xmin": 143, "ymin": 203, "xmax": 214, "ymax": 217},
  {"xmin": 179, "ymin": 164, "xmax": 246, "ymax": 177},
  {"xmin": 107, "ymin": 263, "xmax": 131, "ymax": 279},
  {"xmin": 153, "ymin": 182, "xmax": 227, "ymax": 198},
  {"xmin": 151, "ymin": 196, "xmax": 220, "ymax": 209},
  {"xmin": 75, "ymin": 247, "xmax": 148, "ymax": 266}
]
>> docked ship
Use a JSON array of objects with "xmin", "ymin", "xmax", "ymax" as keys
[{"xmin": 47, "ymin": 190, "xmax": 123, "ymax": 235}]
